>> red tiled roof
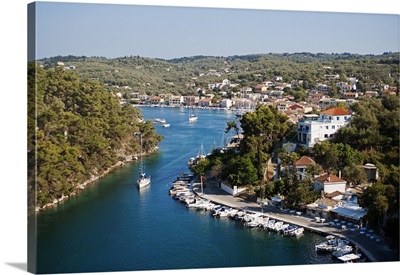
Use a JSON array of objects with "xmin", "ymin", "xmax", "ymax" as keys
[
  {"xmin": 315, "ymin": 173, "xmax": 346, "ymax": 184},
  {"xmin": 295, "ymin": 156, "xmax": 315, "ymax": 166},
  {"xmin": 320, "ymin": 108, "xmax": 350, "ymax": 116},
  {"xmin": 325, "ymin": 190, "xmax": 346, "ymax": 198}
]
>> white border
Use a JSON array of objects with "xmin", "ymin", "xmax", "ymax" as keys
[{"xmin": 1, "ymin": 1, "xmax": 398, "ymax": 275}]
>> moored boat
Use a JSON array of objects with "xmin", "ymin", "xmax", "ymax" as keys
[
  {"xmin": 290, "ymin": 227, "xmax": 305, "ymax": 236},
  {"xmin": 177, "ymin": 172, "xmax": 194, "ymax": 181},
  {"xmin": 332, "ymin": 245, "xmax": 353, "ymax": 258}
]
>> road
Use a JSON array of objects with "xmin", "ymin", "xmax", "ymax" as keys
[{"xmin": 192, "ymin": 181, "xmax": 399, "ymax": 263}]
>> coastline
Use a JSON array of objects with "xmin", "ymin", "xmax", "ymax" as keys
[
  {"xmin": 192, "ymin": 181, "xmax": 399, "ymax": 263},
  {"xmin": 34, "ymin": 147, "xmax": 158, "ymax": 213}
]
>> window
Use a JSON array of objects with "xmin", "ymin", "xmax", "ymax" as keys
[
  {"xmin": 329, "ymin": 116, "xmax": 332, "ymax": 120},
  {"xmin": 324, "ymin": 134, "xmax": 328, "ymax": 138},
  {"xmin": 332, "ymin": 125, "xmax": 335, "ymax": 129},
  {"xmin": 344, "ymin": 116, "xmax": 348, "ymax": 120},
  {"xmin": 336, "ymin": 116, "xmax": 340, "ymax": 121},
  {"xmin": 325, "ymin": 126, "xmax": 329, "ymax": 129}
]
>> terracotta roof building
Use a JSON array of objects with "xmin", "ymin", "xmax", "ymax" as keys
[
  {"xmin": 313, "ymin": 173, "xmax": 347, "ymax": 194},
  {"xmin": 295, "ymin": 156, "xmax": 316, "ymax": 180},
  {"xmin": 297, "ymin": 107, "xmax": 351, "ymax": 148}
]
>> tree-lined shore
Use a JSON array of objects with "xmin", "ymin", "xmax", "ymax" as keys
[{"xmin": 27, "ymin": 63, "xmax": 162, "ymax": 213}]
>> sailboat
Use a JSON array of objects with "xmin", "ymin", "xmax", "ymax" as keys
[
  {"xmin": 188, "ymin": 103, "xmax": 198, "ymax": 122},
  {"xmin": 136, "ymin": 132, "xmax": 151, "ymax": 188}
]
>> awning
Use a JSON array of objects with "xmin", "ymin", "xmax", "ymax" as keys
[{"xmin": 330, "ymin": 206, "xmax": 367, "ymax": 221}]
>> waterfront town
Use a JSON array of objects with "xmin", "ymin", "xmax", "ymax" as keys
[{"xmin": 36, "ymin": 57, "xmax": 399, "ymax": 267}]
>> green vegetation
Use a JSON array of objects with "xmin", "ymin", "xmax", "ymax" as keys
[
  {"xmin": 28, "ymin": 63, "xmax": 162, "ymax": 213},
  {"xmin": 333, "ymin": 96, "xmax": 399, "ymax": 247},
  {"xmin": 38, "ymin": 52, "xmax": 399, "ymax": 100},
  {"xmin": 32, "ymin": 52, "xmax": 399, "ymax": 246}
]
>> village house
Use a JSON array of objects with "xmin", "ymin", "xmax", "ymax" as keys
[
  {"xmin": 220, "ymin": 99, "xmax": 232, "ymax": 108},
  {"xmin": 241, "ymin": 87, "xmax": 253, "ymax": 94},
  {"xmin": 254, "ymin": 84, "xmax": 269, "ymax": 93},
  {"xmin": 316, "ymin": 84, "xmax": 331, "ymax": 94},
  {"xmin": 297, "ymin": 107, "xmax": 351, "ymax": 148},
  {"xmin": 324, "ymin": 74, "xmax": 340, "ymax": 81},
  {"xmin": 361, "ymin": 163, "xmax": 379, "ymax": 183},
  {"xmin": 313, "ymin": 173, "xmax": 347, "ymax": 194},
  {"xmin": 308, "ymin": 93, "xmax": 326, "ymax": 105},
  {"xmin": 150, "ymin": 96, "xmax": 164, "ymax": 105},
  {"xmin": 168, "ymin": 95, "xmax": 184, "ymax": 106},
  {"xmin": 232, "ymin": 98, "xmax": 254, "ymax": 109},
  {"xmin": 269, "ymin": 90, "xmax": 284, "ymax": 97},
  {"xmin": 198, "ymin": 98, "xmax": 213, "ymax": 107},
  {"xmin": 295, "ymin": 156, "xmax": 316, "ymax": 180},
  {"xmin": 138, "ymin": 94, "xmax": 150, "ymax": 102},
  {"xmin": 183, "ymin": 96, "xmax": 198, "ymax": 106},
  {"xmin": 342, "ymin": 92, "xmax": 359, "ymax": 99},
  {"xmin": 336, "ymin": 82, "xmax": 356, "ymax": 92},
  {"xmin": 364, "ymin": 91, "xmax": 379, "ymax": 98}
]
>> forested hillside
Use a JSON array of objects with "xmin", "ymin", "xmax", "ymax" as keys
[
  {"xmin": 28, "ymin": 63, "xmax": 162, "ymax": 213},
  {"xmin": 38, "ymin": 52, "xmax": 399, "ymax": 97}
]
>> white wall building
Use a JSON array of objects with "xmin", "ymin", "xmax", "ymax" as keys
[
  {"xmin": 297, "ymin": 108, "xmax": 351, "ymax": 148},
  {"xmin": 313, "ymin": 173, "xmax": 347, "ymax": 194},
  {"xmin": 168, "ymin": 95, "xmax": 183, "ymax": 106},
  {"xmin": 220, "ymin": 99, "xmax": 232, "ymax": 108}
]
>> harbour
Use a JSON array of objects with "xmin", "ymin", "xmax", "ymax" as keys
[{"xmin": 34, "ymin": 106, "xmax": 397, "ymax": 274}]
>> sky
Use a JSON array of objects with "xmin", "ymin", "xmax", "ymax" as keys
[
  {"xmin": 32, "ymin": 0, "xmax": 400, "ymax": 60},
  {"xmin": 1, "ymin": 1, "xmax": 400, "ymax": 275}
]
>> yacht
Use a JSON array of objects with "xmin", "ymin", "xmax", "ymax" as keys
[{"xmin": 136, "ymin": 132, "xmax": 151, "ymax": 188}]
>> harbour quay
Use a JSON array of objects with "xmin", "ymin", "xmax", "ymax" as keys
[{"xmin": 191, "ymin": 181, "xmax": 399, "ymax": 263}]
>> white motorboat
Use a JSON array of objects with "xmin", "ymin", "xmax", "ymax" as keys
[
  {"xmin": 244, "ymin": 213, "xmax": 264, "ymax": 228},
  {"xmin": 264, "ymin": 219, "xmax": 276, "ymax": 230},
  {"xmin": 162, "ymin": 123, "xmax": 170, "ymax": 127},
  {"xmin": 154, "ymin": 118, "xmax": 166, "ymax": 124},
  {"xmin": 177, "ymin": 172, "xmax": 194, "ymax": 181},
  {"xmin": 214, "ymin": 207, "xmax": 230, "ymax": 218},
  {"xmin": 278, "ymin": 223, "xmax": 290, "ymax": 233},
  {"xmin": 315, "ymin": 236, "xmax": 349, "ymax": 252},
  {"xmin": 332, "ymin": 245, "xmax": 353, "ymax": 258},
  {"xmin": 272, "ymin": 221, "xmax": 284, "ymax": 232},
  {"xmin": 337, "ymin": 253, "xmax": 361, "ymax": 263},
  {"xmin": 290, "ymin": 227, "xmax": 305, "ymax": 236},
  {"xmin": 283, "ymin": 225, "xmax": 298, "ymax": 235}
]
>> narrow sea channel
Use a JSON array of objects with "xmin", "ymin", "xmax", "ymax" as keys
[{"xmin": 35, "ymin": 106, "xmax": 335, "ymax": 274}]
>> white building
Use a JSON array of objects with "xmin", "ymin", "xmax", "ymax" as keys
[
  {"xmin": 220, "ymin": 99, "xmax": 232, "ymax": 108},
  {"xmin": 313, "ymin": 173, "xmax": 347, "ymax": 194},
  {"xmin": 168, "ymin": 95, "xmax": 183, "ymax": 106},
  {"xmin": 297, "ymin": 107, "xmax": 351, "ymax": 148}
]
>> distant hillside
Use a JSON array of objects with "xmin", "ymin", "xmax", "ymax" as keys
[{"xmin": 38, "ymin": 52, "xmax": 399, "ymax": 97}]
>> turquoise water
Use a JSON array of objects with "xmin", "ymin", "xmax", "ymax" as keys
[{"xmin": 35, "ymin": 107, "xmax": 334, "ymax": 274}]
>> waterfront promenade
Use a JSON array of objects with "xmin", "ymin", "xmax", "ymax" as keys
[{"xmin": 192, "ymin": 181, "xmax": 399, "ymax": 263}]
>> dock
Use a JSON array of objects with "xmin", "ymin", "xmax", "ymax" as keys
[{"xmin": 192, "ymin": 181, "xmax": 399, "ymax": 263}]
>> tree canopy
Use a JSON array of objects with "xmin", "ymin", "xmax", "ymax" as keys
[{"xmin": 28, "ymin": 63, "xmax": 162, "ymax": 212}]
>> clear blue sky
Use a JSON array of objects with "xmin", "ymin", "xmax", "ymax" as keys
[{"xmin": 33, "ymin": 1, "xmax": 399, "ymax": 60}]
